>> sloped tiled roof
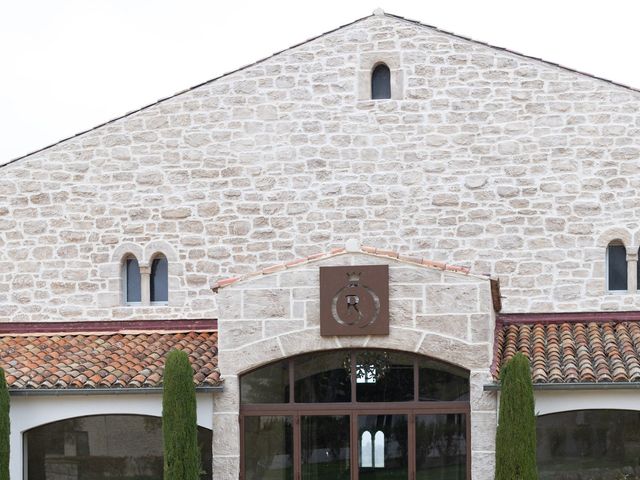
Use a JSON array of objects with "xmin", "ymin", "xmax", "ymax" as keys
[
  {"xmin": 0, "ymin": 329, "xmax": 220, "ymax": 390},
  {"xmin": 212, "ymin": 244, "xmax": 481, "ymax": 291},
  {"xmin": 494, "ymin": 317, "xmax": 640, "ymax": 384}
]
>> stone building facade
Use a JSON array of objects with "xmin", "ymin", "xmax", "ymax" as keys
[
  {"xmin": 2, "ymin": 11, "xmax": 640, "ymax": 325},
  {"xmin": 2, "ymin": 9, "xmax": 640, "ymax": 480},
  {"xmin": 215, "ymin": 249, "xmax": 497, "ymax": 479}
]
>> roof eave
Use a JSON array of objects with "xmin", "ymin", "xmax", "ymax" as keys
[
  {"xmin": 484, "ymin": 382, "xmax": 640, "ymax": 392},
  {"xmin": 8, "ymin": 386, "xmax": 224, "ymax": 397}
]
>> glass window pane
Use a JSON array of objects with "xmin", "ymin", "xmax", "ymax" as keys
[
  {"xmin": 356, "ymin": 351, "xmax": 414, "ymax": 402},
  {"xmin": 302, "ymin": 416, "xmax": 350, "ymax": 480},
  {"xmin": 416, "ymin": 414, "xmax": 466, "ymax": 480},
  {"xmin": 126, "ymin": 258, "xmax": 141, "ymax": 303},
  {"xmin": 608, "ymin": 244, "xmax": 627, "ymax": 290},
  {"xmin": 244, "ymin": 416, "xmax": 293, "ymax": 480},
  {"xmin": 241, "ymin": 360, "xmax": 289, "ymax": 404},
  {"xmin": 358, "ymin": 414, "xmax": 407, "ymax": 480},
  {"xmin": 537, "ymin": 410, "xmax": 640, "ymax": 480},
  {"xmin": 371, "ymin": 64, "xmax": 391, "ymax": 99},
  {"xmin": 150, "ymin": 256, "xmax": 169, "ymax": 302},
  {"xmin": 25, "ymin": 415, "xmax": 212, "ymax": 479},
  {"xmin": 295, "ymin": 351, "xmax": 351, "ymax": 403},
  {"xmin": 419, "ymin": 360, "xmax": 469, "ymax": 402}
]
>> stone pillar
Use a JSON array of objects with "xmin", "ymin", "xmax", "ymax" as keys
[
  {"xmin": 627, "ymin": 251, "xmax": 638, "ymax": 293},
  {"xmin": 140, "ymin": 264, "xmax": 151, "ymax": 306}
]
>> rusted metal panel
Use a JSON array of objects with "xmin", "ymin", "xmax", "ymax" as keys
[{"xmin": 320, "ymin": 265, "xmax": 389, "ymax": 336}]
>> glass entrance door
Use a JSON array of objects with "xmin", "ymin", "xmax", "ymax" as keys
[
  {"xmin": 358, "ymin": 414, "xmax": 408, "ymax": 480},
  {"xmin": 240, "ymin": 350, "xmax": 471, "ymax": 480},
  {"xmin": 301, "ymin": 415, "xmax": 351, "ymax": 480}
]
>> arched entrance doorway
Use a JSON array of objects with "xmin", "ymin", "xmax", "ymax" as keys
[{"xmin": 240, "ymin": 349, "xmax": 470, "ymax": 480}]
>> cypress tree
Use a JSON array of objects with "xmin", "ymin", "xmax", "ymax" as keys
[
  {"xmin": 0, "ymin": 368, "xmax": 9, "ymax": 480},
  {"xmin": 495, "ymin": 352, "xmax": 538, "ymax": 480},
  {"xmin": 162, "ymin": 349, "xmax": 200, "ymax": 480}
]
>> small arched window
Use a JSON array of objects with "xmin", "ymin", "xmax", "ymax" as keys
[
  {"xmin": 607, "ymin": 241, "xmax": 627, "ymax": 291},
  {"xmin": 123, "ymin": 255, "xmax": 141, "ymax": 303},
  {"xmin": 150, "ymin": 254, "xmax": 169, "ymax": 303},
  {"xmin": 371, "ymin": 63, "xmax": 391, "ymax": 99}
]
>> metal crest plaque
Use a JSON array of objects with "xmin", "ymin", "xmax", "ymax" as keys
[{"xmin": 320, "ymin": 265, "xmax": 389, "ymax": 336}]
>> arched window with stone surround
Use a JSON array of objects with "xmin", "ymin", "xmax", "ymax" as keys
[
  {"xmin": 150, "ymin": 254, "xmax": 169, "ymax": 303},
  {"xmin": 123, "ymin": 255, "xmax": 141, "ymax": 304},
  {"xmin": 371, "ymin": 63, "xmax": 391, "ymax": 99},
  {"xmin": 607, "ymin": 240, "xmax": 627, "ymax": 291}
]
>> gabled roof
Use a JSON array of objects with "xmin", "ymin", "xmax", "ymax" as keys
[
  {"xmin": 493, "ymin": 312, "xmax": 640, "ymax": 386},
  {"xmin": 211, "ymin": 243, "xmax": 489, "ymax": 291},
  {"xmin": 5, "ymin": 10, "xmax": 640, "ymax": 168},
  {"xmin": 0, "ymin": 320, "xmax": 220, "ymax": 392}
]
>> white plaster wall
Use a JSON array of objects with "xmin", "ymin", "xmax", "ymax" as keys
[
  {"xmin": 534, "ymin": 389, "xmax": 640, "ymax": 415},
  {"xmin": 10, "ymin": 392, "xmax": 213, "ymax": 480}
]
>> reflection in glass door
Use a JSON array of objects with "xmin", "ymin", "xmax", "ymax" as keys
[
  {"xmin": 243, "ymin": 416, "xmax": 293, "ymax": 480},
  {"xmin": 301, "ymin": 415, "xmax": 350, "ymax": 480},
  {"xmin": 416, "ymin": 414, "xmax": 466, "ymax": 480},
  {"xmin": 358, "ymin": 415, "xmax": 408, "ymax": 480}
]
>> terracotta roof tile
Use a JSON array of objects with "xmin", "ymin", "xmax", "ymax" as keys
[
  {"xmin": 212, "ymin": 244, "xmax": 478, "ymax": 290},
  {"xmin": 0, "ymin": 330, "xmax": 219, "ymax": 390},
  {"xmin": 494, "ymin": 321, "xmax": 640, "ymax": 384}
]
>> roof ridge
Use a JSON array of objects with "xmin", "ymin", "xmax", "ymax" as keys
[
  {"xmin": 211, "ymin": 244, "xmax": 480, "ymax": 291},
  {"xmin": 5, "ymin": 11, "xmax": 640, "ymax": 169}
]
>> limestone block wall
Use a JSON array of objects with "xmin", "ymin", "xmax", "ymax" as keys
[
  {"xmin": 1, "ymin": 13, "xmax": 640, "ymax": 321},
  {"xmin": 213, "ymin": 252, "xmax": 497, "ymax": 480}
]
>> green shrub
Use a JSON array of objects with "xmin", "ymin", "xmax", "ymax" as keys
[
  {"xmin": 0, "ymin": 368, "xmax": 9, "ymax": 480},
  {"xmin": 495, "ymin": 352, "xmax": 538, "ymax": 480},
  {"xmin": 162, "ymin": 350, "xmax": 199, "ymax": 480}
]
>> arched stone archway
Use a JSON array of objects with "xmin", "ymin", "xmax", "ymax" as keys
[{"xmin": 213, "ymin": 251, "xmax": 498, "ymax": 480}]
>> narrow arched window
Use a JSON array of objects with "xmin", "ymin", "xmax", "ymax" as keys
[
  {"xmin": 607, "ymin": 241, "xmax": 627, "ymax": 291},
  {"xmin": 123, "ymin": 256, "xmax": 141, "ymax": 303},
  {"xmin": 150, "ymin": 254, "xmax": 169, "ymax": 303},
  {"xmin": 371, "ymin": 63, "xmax": 391, "ymax": 99}
]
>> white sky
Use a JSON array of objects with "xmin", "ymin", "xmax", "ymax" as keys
[{"xmin": 1, "ymin": 0, "xmax": 639, "ymax": 164}]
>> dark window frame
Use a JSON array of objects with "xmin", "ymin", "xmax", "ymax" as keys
[
  {"xmin": 371, "ymin": 63, "xmax": 391, "ymax": 100},
  {"xmin": 150, "ymin": 254, "xmax": 169, "ymax": 304},
  {"xmin": 239, "ymin": 349, "xmax": 471, "ymax": 480},
  {"xmin": 123, "ymin": 255, "xmax": 142, "ymax": 304},
  {"xmin": 606, "ymin": 241, "xmax": 628, "ymax": 292}
]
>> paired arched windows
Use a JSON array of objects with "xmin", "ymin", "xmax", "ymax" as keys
[
  {"xmin": 361, "ymin": 430, "xmax": 385, "ymax": 468},
  {"xmin": 371, "ymin": 63, "xmax": 391, "ymax": 99},
  {"xmin": 122, "ymin": 253, "xmax": 169, "ymax": 305}
]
